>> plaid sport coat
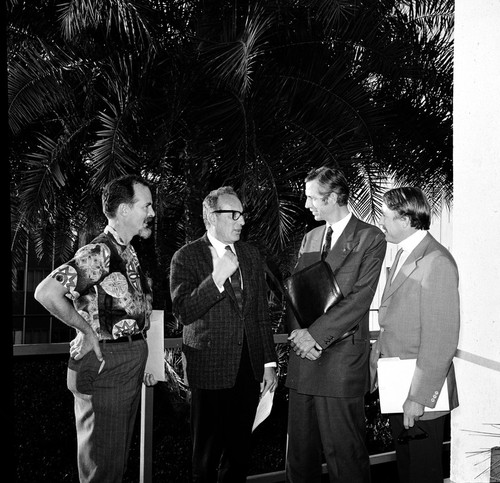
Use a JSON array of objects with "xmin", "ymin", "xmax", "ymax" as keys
[{"xmin": 170, "ymin": 233, "xmax": 277, "ymax": 390}]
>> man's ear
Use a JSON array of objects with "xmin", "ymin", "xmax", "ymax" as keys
[
  {"xmin": 400, "ymin": 215, "xmax": 411, "ymax": 228},
  {"xmin": 117, "ymin": 202, "xmax": 130, "ymax": 218},
  {"xmin": 206, "ymin": 211, "xmax": 216, "ymax": 226},
  {"xmin": 328, "ymin": 192, "xmax": 338, "ymax": 205}
]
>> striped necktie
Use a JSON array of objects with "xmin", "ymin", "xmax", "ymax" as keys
[
  {"xmin": 321, "ymin": 226, "xmax": 333, "ymax": 260},
  {"xmin": 225, "ymin": 245, "xmax": 242, "ymax": 307},
  {"xmin": 388, "ymin": 248, "xmax": 404, "ymax": 284}
]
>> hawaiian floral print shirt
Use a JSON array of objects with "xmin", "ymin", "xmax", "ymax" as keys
[{"xmin": 49, "ymin": 226, "xmax": 153, "ymax": 340}]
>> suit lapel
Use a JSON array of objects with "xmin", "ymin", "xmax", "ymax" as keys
[
  {"xmin": 231, "ymin": 242, "xmax": 246, "ymax": 312},
  {"xmin": 381, "ymin": 233, "xmax": 432, "ymax": 301},
  {"xmin": 324, "ymin": 215, "xmax": 360, "ymax": 270},
  {"xmin": 223, "ymin": 278, "xmax": 239, "ymax": 307},
  {"xmin": 382, "ymin": 258, "xmax": 419, "ymax": 300}
]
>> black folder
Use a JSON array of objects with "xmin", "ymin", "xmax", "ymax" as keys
[
  {"xmin": 284, "ymin": 260, "xmax": 358, "ymax": 343},
  {"xmin": 284, "ymin": 260, "xmax": 343, "ymax": 328}
]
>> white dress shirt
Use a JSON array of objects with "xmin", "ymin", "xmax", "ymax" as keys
[
  {"xmin": 392, "ymin": 230, "xmax": 428, "ymax": 280},
  {"xmin": 207, "ymin": 232, "xmax": 242, "ymax": 292},
  {"xmin": 323, "ymin": 212, "xmax": 352, "ymax": 250}
]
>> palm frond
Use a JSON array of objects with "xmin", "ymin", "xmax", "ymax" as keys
[
  {"xmin": 8, "ymin": 41, "xmax": 77, "ymax": 135},
  {"xmin": 201, "ymin": 5, "xmax": 273, "ymax": 98},
  {"xmin": 58, "ymin": 0, "xmax": 152, "ymax": 46}
]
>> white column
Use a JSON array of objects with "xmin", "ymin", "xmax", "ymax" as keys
[{"xmin": 452, "ymin": 1, "xmax": 500, "ymax": 482}]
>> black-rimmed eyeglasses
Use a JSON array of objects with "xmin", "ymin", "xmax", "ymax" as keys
[
  {"xmin": 212, "ymin": 210, "xmax": 246, "ymax": 221},
  {"xmin": 397, "ymin": 424, "xmax": 428, "ymax": 445}
]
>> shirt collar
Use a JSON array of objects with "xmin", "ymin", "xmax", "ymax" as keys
[
  {"xmin": 398, "ymin": 229, "xmax": 427, "ymax": 254},
  {"xmin": 104, "ymin": 225, "xmax": 128, "ymax": 247},
  {"xmin": 207, "ymin": 231, "xmax": 234, "ymax": 258},
  {"xmin": 326, "ymin": 212, "xmax": 352, "ymax": 235}
]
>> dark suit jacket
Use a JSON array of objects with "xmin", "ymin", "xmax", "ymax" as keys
[
  {"xmin": 170, "ymin": 233, "xmax": 277, "ymax": 390},
  {"xmin": 372, "ymin": 233, "xmax": 460, "ymax": 418},
  {"xmin": 285, "ymin": 215, "xmax": 387, "ymax": 397}
]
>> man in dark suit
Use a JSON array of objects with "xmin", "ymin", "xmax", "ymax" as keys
[
  {"xmin": 170, "ymin": 186, "xmax": 278, "ymax": 483},
  {"xmin": 285, "ymin": 167, "xmax": 387, "ymax": 483},
  {"xmin": 371, "ymin": 187, "xmax": 460, "ymax": 483}
]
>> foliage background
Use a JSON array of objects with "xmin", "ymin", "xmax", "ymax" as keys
[
  {"xmin": 9, "ymin": 1, "xmax": 454, "ymax": 480},
  {"xmin": 9, "ymin": 0, "xmax": 454, "ymax": 308}
]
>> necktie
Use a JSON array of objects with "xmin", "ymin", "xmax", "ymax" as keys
[
  {"xmin": 321, "ymin": 226, "xmax": 333, "ymax": 260},
  {"xmin": 388, "ymin": 248, "xmax": 403, "ymax": 284},
  {"xmin": 225, "ymin": 245, "xmax": 242, "ymax": 307}
]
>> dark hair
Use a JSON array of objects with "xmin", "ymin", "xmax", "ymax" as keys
[
  {"xmin": 383, "ymin": 187, "xmax": 431, "ymax": 230},
  {"xmin": 305, "ymin": 166, "xmax": 349, "ymax": 206},
  {"xmin": 102, "ymin": 174, "xmax": 150, "ymax": 218},
  {"xmin": 202, "ymin": 186, "xmax": 239, "ymax": 227}
]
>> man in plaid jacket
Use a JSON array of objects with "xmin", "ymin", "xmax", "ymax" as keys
[{"xmin": 170, "ymin": 186, "xmax": 277, "ymax": 483}]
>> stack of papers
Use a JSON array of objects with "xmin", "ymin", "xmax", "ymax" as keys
[
  {"xmin": 377, "ymin": 357, "xmax": 449, "ymax": 414},
  {"xmin": 252, "ymin": 390, "xmax": 275, "ymax": 432}
]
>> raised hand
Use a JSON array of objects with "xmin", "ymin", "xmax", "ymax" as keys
[{"xmin": 210, "ymin": 245, "xmax": 239, "ymax": 287}]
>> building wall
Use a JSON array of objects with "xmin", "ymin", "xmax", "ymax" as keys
[{"xmin": 452, "ymin": 1, "xmax": 500, "ymax": 481}]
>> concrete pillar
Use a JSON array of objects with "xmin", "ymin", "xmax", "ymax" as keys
[{"xmin": 452, "ymin": 1, "xmax": 500, "ymax": 482}]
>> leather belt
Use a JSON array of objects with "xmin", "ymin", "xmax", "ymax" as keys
[{"xmin": 100, "ymin": 333, "xmax": 146, "ymax": 344}]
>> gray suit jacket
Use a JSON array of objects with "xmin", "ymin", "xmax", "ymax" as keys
[
  {"xmin": 372, "ymin": 232, "xmax": 460, "ymax": 418},
  {"xmin": 170, "ymin": 234, "xmax": 277, "ymax": 390}
]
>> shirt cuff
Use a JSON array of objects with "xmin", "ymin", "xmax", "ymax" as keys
[
  {"xmin": 212, "ymin": 275, "xmax": 225, "ymax": 292},
  {"xmin": 264, "ymin": 362, "xmax": 277, "ymax": 368}
]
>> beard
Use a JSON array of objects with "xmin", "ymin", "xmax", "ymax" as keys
[
  {"xmin": 138, "ymin": 226, "xmax": 152, "ymax": 239},
  {"xmin": 138, "ymin": 218, "xmax": 153, "ymax": 239}
]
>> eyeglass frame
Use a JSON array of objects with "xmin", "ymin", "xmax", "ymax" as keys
[
  {"xmin": 396, "ymin": 423, "xmax": 429, "ymax": 445},
  {"xmin": 211, "ymin": 210, "xmax": 246, "ymax": 221}
]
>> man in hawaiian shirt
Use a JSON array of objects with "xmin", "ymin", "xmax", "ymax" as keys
[{"xmin": 35, "ymin": 174, "xmax": 157, "ymax": 483}]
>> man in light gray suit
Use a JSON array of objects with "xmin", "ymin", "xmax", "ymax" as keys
[{"xmin": 371, "ymin": 186, "xmax": 460, "ymax": 483}]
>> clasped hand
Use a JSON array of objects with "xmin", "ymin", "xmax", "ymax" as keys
[{"xmin": 288, "ymin": 328, "xmax": 323, "ymax": 360}]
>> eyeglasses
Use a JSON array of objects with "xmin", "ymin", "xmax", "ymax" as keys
[
  {"xmin": 212, "ymin": 210, "xmax": 246, "ymax": 221},
  {"xmin": 397, "ymin": 424, "xmax": 429, "ymax": 445}
]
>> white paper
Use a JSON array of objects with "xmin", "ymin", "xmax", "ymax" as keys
[
  {"xmin": 377, "ymin": 357, "xmax": 448, "ymax": 414},
  {"xmin": 252, "ymin": 389, "xmax": 275, "ymax": 432},
  {"xmin": 145, "ymin": 310, "xmax": 165, "ymax": 382}
]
